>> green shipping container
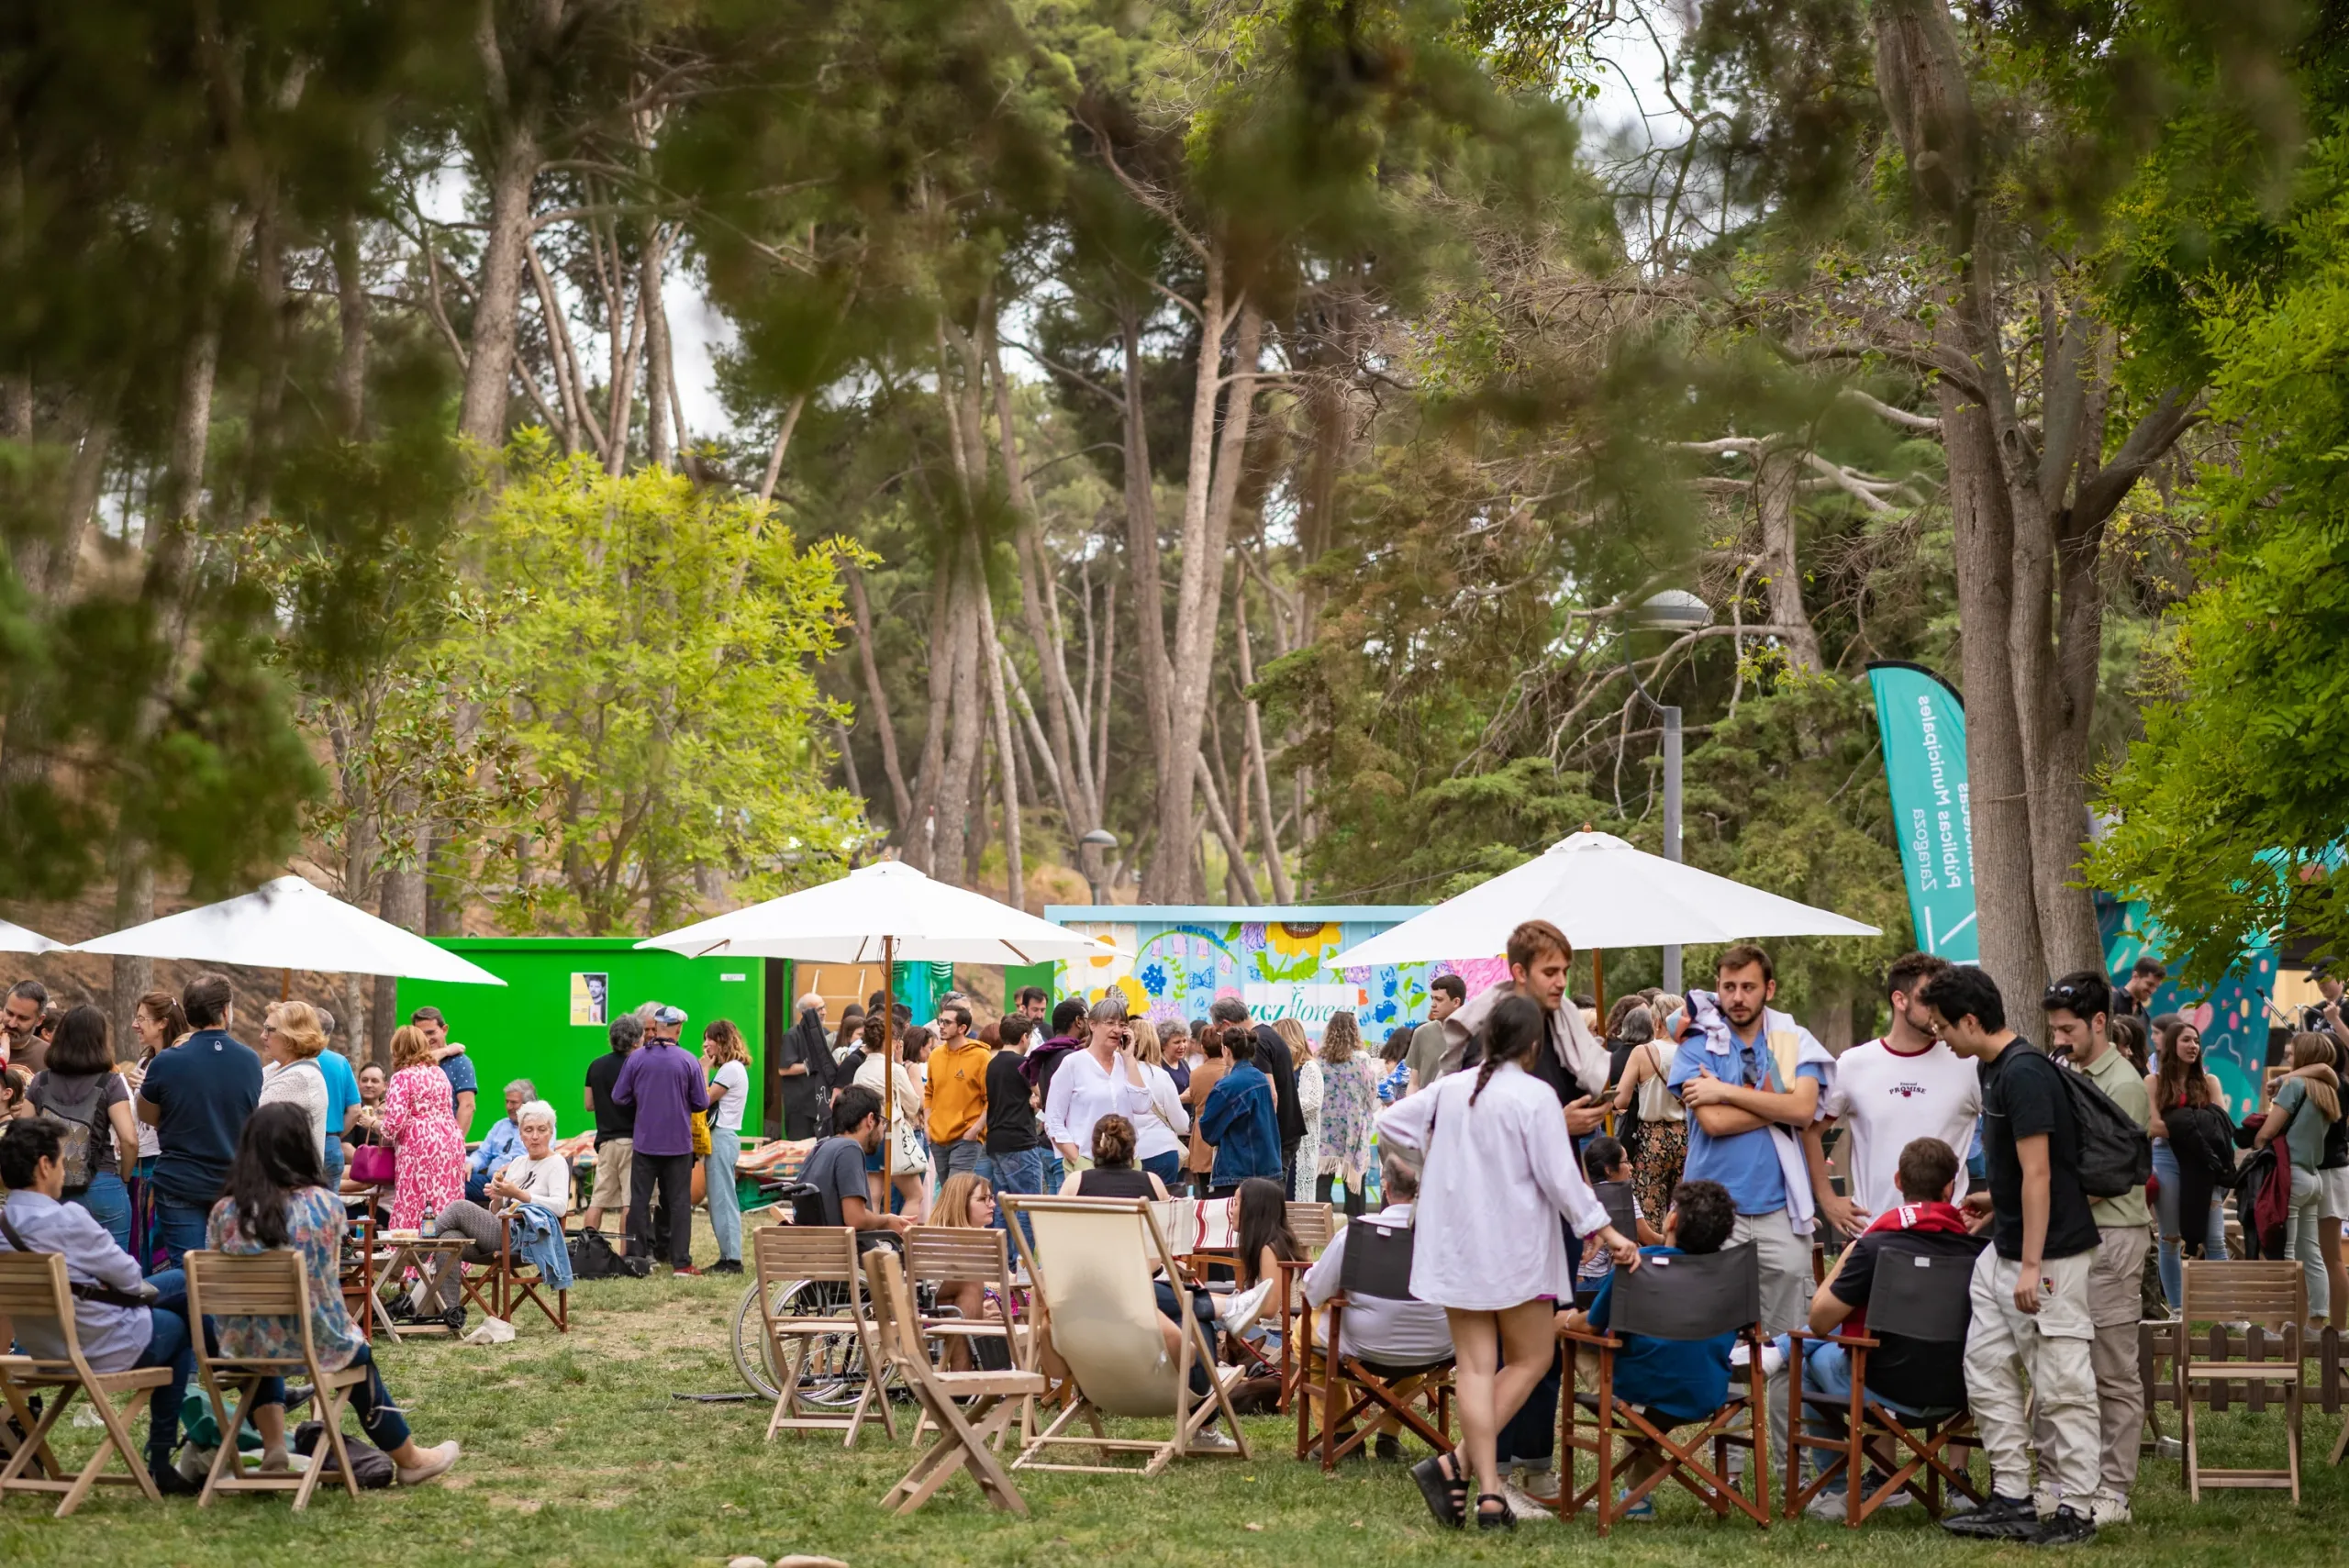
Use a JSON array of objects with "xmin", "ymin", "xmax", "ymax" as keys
[{"xmin": 396, "ymin": 939, "xmax": 785, "ymax": 1141}]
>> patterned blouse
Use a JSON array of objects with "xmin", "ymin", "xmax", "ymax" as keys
[
  {"xmin": 1318, "ymin": 1054, "xmax": 1383, "ymax": 1184},
  {"xmin": 206, "ymin": 1186, "xmax": 366, "ymax": 1373}
]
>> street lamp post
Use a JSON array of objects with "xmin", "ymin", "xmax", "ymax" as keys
[
  {"xmin": 1628, "ymin": 589, "xmax": 1709, "ymax": 995},
  {"xmin": 1079, "ymin": 827, "xmax": 1119, "ymax": 906}
]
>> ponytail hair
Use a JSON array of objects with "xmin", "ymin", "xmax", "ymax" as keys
[{"xmin": 1472, "ymin": 994, "xmax": 1545, "ymax": 1105}]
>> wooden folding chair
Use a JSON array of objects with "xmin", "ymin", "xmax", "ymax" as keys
[
  {"xmin": 474, "ymin": 1211, "xmax": 570, "ymax": 1333},
  {"xmin": 1785, "ymin": 1240, "xmax": 1983, "ymax": 1524},
  {"xmin": 1560, "ymin": 1243, "xmax": 1770, "ymax": 1534},
  {"xmin": 752, "ymin": 1226, "xmax": 895, "ymax": 1447},
  {"xmin": 902, "ymin": 1226, "xmax": 1030, "ymax": 1443},
  {"xmin": 2176, "ymin": 1260, "xmax": 2305, "ymax": 1500},
  {"xmin": 184, "ymin": 1251, "xmax": 370, "ymax": 1511},
  {"xmin": 1293, "ymin": 1214, "xmax": 1452, "ymax": 1470},
  {"xmin": 0, "ymin": 1251, "xmax": 172, "ymax": 1517},
  {"xmin": 863, "ymin": 1249, "xmax": 1044, "ymax": 1514},
  {"xmin": 1006, "ymin": 1195, "xmax": 1252, "ymax": 1475},
  {"xmin": 1271, "ymin": 1201, "xmax": 1335, "ymax": 1407}
]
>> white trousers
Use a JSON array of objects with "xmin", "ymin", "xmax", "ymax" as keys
[{"xmin": 1964, "ymin": 1246, "xmax": 2099, "ymax": 1503}]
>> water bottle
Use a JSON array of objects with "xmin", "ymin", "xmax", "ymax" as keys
[{"xmin": 422, "ymin": 1214, "xmax": 438, "ymax": 1240}]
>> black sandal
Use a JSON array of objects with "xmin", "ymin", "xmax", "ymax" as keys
[
  {"xmin": 1411, "ymin": 1451, "xmax": 1467, "ymax": 1528},
  {"xmin": 1476, "ymin": 1493, "xmax": 1517, "ymax": 1530}
]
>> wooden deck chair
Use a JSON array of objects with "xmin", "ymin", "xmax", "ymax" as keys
[
  {"xmin": 1560, "ymin": 1243, "xmax": 1770, "ymax": 1534},
  {"xmin": 752, "ymin": 1226, "xmax": 895, "ymax": 1447},
  {"xmin": 184, "ymin": 1251, "xmax": 370, "ymax": 1511},
  {"xmin": 1004, "ymin": 1195, "xmax": 1251, "ymax": 1476},
  {"xmin": 863, "ymin": 1249, "xmax": 1043, "ymax": 1515},
  {"xmin": 1293, "ymin": 1214, "xmax": 1452, "ymax": 1470},
  {"xmin": 478, "ymin": 1210, "xmax": 569, "ymax": 1332},
  {"xmin": 1271, "ymin": 1201, "xmax": 1335, "ymax": 1407},
  {"xmin": 902, "ymin": 1226, "xmax": 1029, "ymax": 1444},
  {"xmin": 2176, "ymin": 1260, "xmax": 2305, "ymax": 1500},
  {"xmin": 1785, "ymin": 1240, "xmax": 1983, "ymax": 1524},
  {"xmin": 0, "ymin": 1251, "xmax": 172, "ymax": 1517}
]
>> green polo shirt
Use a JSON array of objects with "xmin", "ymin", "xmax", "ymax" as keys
[{"xmin": 2079, "ymin": 1044, "xmax": 2153, "ymax": 1229}]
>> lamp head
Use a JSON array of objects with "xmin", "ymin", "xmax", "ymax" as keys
[
  {"xmin": 1635, "ymin": 589, "xmax": 1711, "ymax": 635},
  {"xmin": 1079, "ymin": 828, "xmax": 1119, "ymax": 850}
]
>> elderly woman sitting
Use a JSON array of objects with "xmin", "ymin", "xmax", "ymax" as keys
[{"xmin": 429, "ymin": 1098, "xmax": 574, "ymax": 1315}]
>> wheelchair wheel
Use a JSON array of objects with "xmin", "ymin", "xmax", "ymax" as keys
[{"xmin": 731, "ymin": 1275, "xmax": 871, "ymax": 1407}]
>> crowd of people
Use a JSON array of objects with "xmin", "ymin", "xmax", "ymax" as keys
[
  {"xmin": 0, "ymin": 975, "xmax": 470, "ymax": 1494},
  {"xmin": 6, "ymin": 936, "xmax": 2340, "ymax": 1535}
]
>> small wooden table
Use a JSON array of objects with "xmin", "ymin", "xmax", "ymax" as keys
[{"xmin": 368, "ymin": 1234, "xmax": 474, "ymax": 1340}]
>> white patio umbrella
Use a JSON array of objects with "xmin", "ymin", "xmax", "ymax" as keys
[
  {"xmin": 73, "ymin": 873, "xmax": 507, "ymax": 990},
  {"xmin": 1330, "ymin": 829, "xmax": 1878, "ymax": 1001},
  {"xmin": 637, "ymin": 859, "xmax": 1126, "ymax": 1184},
  {"xmin": 0, "ymin": 917, "xmax": 66, "ymax": 954}
]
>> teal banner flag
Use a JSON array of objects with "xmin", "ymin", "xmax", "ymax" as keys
[{"xmin": 1867, "ymin": 662, "xmax": 1979, "ymax": 962}]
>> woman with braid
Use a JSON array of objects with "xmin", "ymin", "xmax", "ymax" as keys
[{"xmin": 1376, "ymin": 992, "xmax": 1639, "ymax": 1532}]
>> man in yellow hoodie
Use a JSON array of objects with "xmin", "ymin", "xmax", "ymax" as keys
[{"xmin": 925, "ymin": 1002, "xmax": 991, "ymax": 1180}]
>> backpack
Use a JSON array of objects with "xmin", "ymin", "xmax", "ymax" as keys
[
  {"xmin": 567, "ymin": 1226, "xmax": 650, "ymax": 1280},
  {"xmin": 29, "ymin": 1072, "xmax": 107, "ymax": 1194},
  {"xmin": 2055, "ymin": 1064, "xmax": 2153, "ymax": 1199}
]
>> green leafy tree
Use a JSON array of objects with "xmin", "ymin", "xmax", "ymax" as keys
[
  {"xmin": 459, "ymin": 436, "xmax": 867, "ymax": 934},
  {"xmin": 2089, "ymin": 122, "xmax": 2349, "ymax": 979}
]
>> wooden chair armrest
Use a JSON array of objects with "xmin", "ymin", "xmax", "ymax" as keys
[
  {"xmin": 1787, "ymin": 1328, "xmax": 1880, "ymax": 1350},
  {"xmin": 1558, "ymin": 1326, "xmax": 1621, "ymax": 1351}
]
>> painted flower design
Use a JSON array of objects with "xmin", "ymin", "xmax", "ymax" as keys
[
  {"xmin": 1141, "ymin": 962, "xmax": 1169, "ymax": 996},
  {"xmin": 1267, "ymin": 921, "xmax": 1340, "ymax": 959}
]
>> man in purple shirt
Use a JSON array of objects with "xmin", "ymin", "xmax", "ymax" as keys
[{"xmin": 612, "ymin": 1002, "xmax": 708, "ymax": 1275}]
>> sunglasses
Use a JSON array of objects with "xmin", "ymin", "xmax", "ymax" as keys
[{"xmin": 2042, "ymin": 981, "xmax": 2099, "ymax": 1013}]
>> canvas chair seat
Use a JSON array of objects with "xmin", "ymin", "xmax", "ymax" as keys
[
  {"xmin": 0, "ymin": 1254, "xmax": 175, "ymax": 1519},
  {"xmin": 1295, "ymin": 1216, "xmax": 1453, "ymax": 1470},
  {"xmin": 1560, "ymin": 1244, "xmax": 1770, "ymax": 1535},
  {"xmin": 1005, "ymin": 1195, "xmax": 1252, "ymax": 1475},
  {"xmin": 1786, "ymin": 1239, "xmax": 1985, "ymax": 1527}
]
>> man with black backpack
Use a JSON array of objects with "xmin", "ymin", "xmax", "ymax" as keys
[
  {"xmin": 1919, "ymin": 965, "xmax": 2100, "ymax": 1547},
  {"xmin": 2038, "ymin": 971, "xmax": 2155, "ymax": 1528}
]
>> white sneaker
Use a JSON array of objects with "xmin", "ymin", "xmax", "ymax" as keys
[
  {"xmin": 1806, "ymin": 1488, "xmax": 1854, "ymax": 1523},
  {"xmin": 396, "ymin": 1440, "xmax": 462, "ymax": 1486},
  {"xmin": 1188, "ymin": 1428, "xmax": 1240, "ymax": 1453},
  {"xmin": 1216, "ymin": 1278, "xmax": 1275, "ymax": 1335},
  {"xmin": 2032, "ymin": 1486, "xmax": 2063, "ymax": 1521},
  {"xmin": 1517, "ymin": 1466, "xmax": 1561, "ymax": 1505},
  {"xmin": 2087, "ymin": 1493, "xmax": 2132, "ymax": 1527}
]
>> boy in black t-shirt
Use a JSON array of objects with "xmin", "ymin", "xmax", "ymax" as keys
[{"xmin": 1919, "ymin": 966, "xmax": 2100, "ymax": 1547}]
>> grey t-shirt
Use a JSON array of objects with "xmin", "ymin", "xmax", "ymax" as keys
[
  {"xmin": 802, "ymin": 1135, "xmax": 871, "ymax": 1227},
  {"xmin": 1405, "ymin": 1021, "xmax": 1448, "ymax": 1090}
]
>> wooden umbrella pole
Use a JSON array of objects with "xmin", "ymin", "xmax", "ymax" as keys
[
  {"xmin": 280, "ymin": 967, "xmax": 291, "ymax": 1002},
  {"xmin": 881, "ymin": 934, "xmax": 895, "ymax": 1195},
  {"xmin": 1592, "ymin": 948, "xmax": 1604, "ymax": 1022}
]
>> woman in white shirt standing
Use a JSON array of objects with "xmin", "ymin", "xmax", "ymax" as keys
[
  {"xmin": 702, "ymin": 1019, "xmax": 751, "ymax": 1276},
  {"xmin": 1123, "ymin": 1020, "xmax": 1192, "ymax": 1189},
  {"xmin": 1044, "ymin": 997, "xmax": 1164, "ymax": 1172},
  {"xmin": 1376, "ymin": 993, "xmax": 1638, "ymax": 1532}
]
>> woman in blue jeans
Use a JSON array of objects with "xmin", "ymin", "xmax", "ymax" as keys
[
  {"xmin": 28, "ymin": 1005, "xmax": 143, "ymax": 1251},
  {"xmin": 205, "ymin": 1103, "xmax": 462, "ymax": 1484}
]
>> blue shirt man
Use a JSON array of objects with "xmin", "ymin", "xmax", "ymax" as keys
[
  {"xmin": 318, "ymin": 1047, "xmax": 362, "ymax": 1184},
  {"xmin": 138, "ymin": 976, "xmax": 263, "ymax": 1270}
]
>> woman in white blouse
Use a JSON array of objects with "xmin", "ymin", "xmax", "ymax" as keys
[
  {"xmin": 1376, "ymin": 993, "xmax": 1638, "ymax": 1532},
  {"xmin": 1044, "ymin": 998, "xmax": 1170, "ymax": 1172},
  {"xmin": 1122, "ymin": 1020, "xmax": 1192, "ymax": 1187},
  {"xmin": 429, "ymin": 1099, "xmax": 573, "ymax": 1312}
]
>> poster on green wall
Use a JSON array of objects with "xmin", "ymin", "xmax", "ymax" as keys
[{"xmin": 570, "ymin": 973, "xmax": 608, "ymax": 1027}]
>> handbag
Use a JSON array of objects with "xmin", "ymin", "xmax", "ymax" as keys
[
  {"xmin": 349, "ymin": 1143, "xmax": 396, "ymax": 1185},
  {"xmin": 690, "ymin": 1109, "xmax": 712, "ymax": 1157}
]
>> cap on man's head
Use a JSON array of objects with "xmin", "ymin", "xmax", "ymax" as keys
[{"xmin": 650, "ymin": 1004, "xmax": 688, "ymax": 1027}]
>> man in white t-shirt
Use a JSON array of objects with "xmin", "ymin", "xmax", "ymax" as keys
[{"xmin": 1807, "ymin": 951, "xmax": 1981, "ymax": 1234}]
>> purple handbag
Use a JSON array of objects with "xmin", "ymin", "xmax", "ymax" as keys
[{"xmin": 349, "ymin": 1143, "xmax": 396, "ymax": 1184}]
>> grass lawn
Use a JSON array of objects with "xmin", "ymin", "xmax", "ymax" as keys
[{"xmin": 6, "ymin": 1219, "xmax": 2345, "ymax": 1565}]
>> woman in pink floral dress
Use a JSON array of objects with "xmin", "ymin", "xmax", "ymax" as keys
[{"xmin": 382, "ymin": 1024, "xmax": 465, "ymax": 1230}]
